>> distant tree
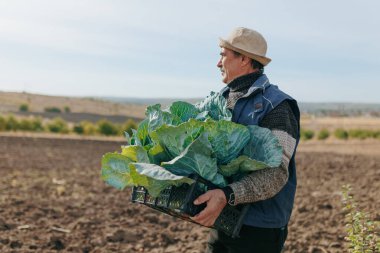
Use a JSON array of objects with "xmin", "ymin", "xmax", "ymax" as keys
[
  {"xmin": 6, "ymin": 115, "xmax": 19, "ymax": 131},
  {"xmin": 97, "ymin": 119, "xmax": 119, "ymax": 136},
  {"xmin": 0, "ymin": 115, "xmax": 6, "ymax": 131},
  {"xmin": 317, "ymin": 129, "xmax": 330, "ymax": 140},
  {"xmin": 19, "ymin": 118, "xmax": 34, "ymax": 131},
  {"xmin": 348, "ymin": 129, "xmax": 373, "ymax": 140},
  {"xmin": 300, "ymin": 129, "xmax": 314, "ymax": 140},
  {"xmin": 19, "ymin": 104, "xmax": 29, "ymax": 112},
  {"xmin": 31, "ymin": 117, "xmax": 44, "ymax": 132},
  {"xmin": 47, "ymin": 117, "xmax": 69, "ymax": 133},
  {"xmin": 64, "ymin": 106, "xmax": 71, "ymax": 113},
  {"xmin": 374, "ymin": 130, "xmax": 380, "ymax": 139},
  {"xmin": 73, "ymin": 123, "xmax": 84, "ymax": 134},
  {"xmin": 44, "ymin": 107, "xmax": 61, "ymax": 113},
  {"xmin": 81, "ymin": 121, "xmax": 97, "ymax": 135},
  {"xmin": 334, "ymin": 128, "xmax": 349, "ymax": 140}
]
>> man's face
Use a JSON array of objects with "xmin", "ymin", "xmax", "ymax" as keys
[{"xmin": 217, "ymin": 47, "xmax": 243, "ymax": 84}]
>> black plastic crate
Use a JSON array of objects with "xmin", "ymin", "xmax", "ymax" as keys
[{"xmin": 131, "ymin": 175, "xmax": 249, "ymax": 238}]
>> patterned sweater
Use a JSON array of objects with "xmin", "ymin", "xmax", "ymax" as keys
[{"xmin": 225, "ymin": 72, "xmax": 298, "ymax": 204}]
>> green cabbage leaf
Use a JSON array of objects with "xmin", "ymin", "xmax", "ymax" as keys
[
  {"xmin": 129, "ymin": 163, "xmax": 194, "ymax": 197},
  {"xmin": 162, "ymin": 133, "xmax": 227, "ymax": 187},
  {"xmin": 204, "ymin": 120, "xmax": 250, "ymax": 164},
  {"xmin": 101, "ymin": 153, "xmax": 134, "ymax": 190},
  {"xmin": 195, "ymin": 91, "xmax": 232, "ymax": 121}
]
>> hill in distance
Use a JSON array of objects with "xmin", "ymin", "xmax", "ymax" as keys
[
  {"xmin": 0, "ymin": 91, "xmax": 147, "ymax": 123},
  {"xmin": 0, "ymin": 91, "xmax": 145, "ymax": 117},
  {"xmin": 1, "ymin": 92, "xmax": 380, "ymax": 120},
  {"xmin": 101, "ymin": 96, "xmax": 202, "ymax": 107}
]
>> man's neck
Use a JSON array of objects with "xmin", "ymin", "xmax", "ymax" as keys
[{"xmin": 227, "ymin": 70, "xmax": 263, "ymax": 91}]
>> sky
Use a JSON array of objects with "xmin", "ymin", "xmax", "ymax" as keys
[{"xmin": 0, "ymin": 0, "xmax": 379, "ymax": 103}]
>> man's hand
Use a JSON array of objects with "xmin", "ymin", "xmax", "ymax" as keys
[{"xmin": 190, "ymin": 189, "xmax": 227, "ymax": 227}]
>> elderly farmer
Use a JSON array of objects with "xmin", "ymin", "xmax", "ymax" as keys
[{"xmin": 191, "ymin": 27, "xmax": 300, "ymax": 253}]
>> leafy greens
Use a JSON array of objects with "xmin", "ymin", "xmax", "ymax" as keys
[{"xmin": 101, "ymin": 91, "xmax": 283, "ymax": 197}]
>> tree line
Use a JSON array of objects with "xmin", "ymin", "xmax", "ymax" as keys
[
  {"xmin": 0, "ymin": 114, "xmax": 137, "ymax": 136},
  {"xmin": 301, "ymin": 128, "xmax": 380, "ymax": 141}
]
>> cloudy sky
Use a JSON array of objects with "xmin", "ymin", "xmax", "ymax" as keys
[{"xmin": 0, "ymin": 0, "xmax": 379, "ymax": 102}]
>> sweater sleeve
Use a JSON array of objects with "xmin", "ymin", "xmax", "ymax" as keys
[{"xmin": 229, "ymin": 100, "xmax": 298, "ymax": 205}]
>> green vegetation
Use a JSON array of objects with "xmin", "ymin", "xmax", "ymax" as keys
[
  {"xmin": 2, "ymin": 112, "xmax": 380, "ymax": 143},
  {"xmin": 19, "ymin": 104, "xmax": 29, "ymax": 112},
  {"xmin": 0, "ymin": 115, "xmax": 6, "ymax": 131},
  {"xmin": 81, "ymin": 121, "xmax": 97, "ymax": 135},
  {"xmin": 342, "ymin": 185, "xmax": 379, "ymax": 252},
  {"xmin": 19, "ymin": 118, "xmax": 34, "ymax": 131},
  {"xmin": 298, "ymin": 128, "xmax": 380, "ymax": 141},
  {"xmin": 348, "ymin": 129, "xmax": 374, "ymax": 140},
  {"xmin": 102, "ymin": 93, "xmax": 283, "ymax": 197},
  {"xmin": 317, "ymin": 129, "xmax": 330, "ymax": 140},
  {"xmin": 374, "ymin": 131, "xmax": 380, "ymax": 139},
  {"xmin": 121, "ymin": 119, "xmax": 138, "ymax": 136},
  {"xmin": 44, "ymin": 107, "xmax": 62, "ymax": 113},
  {"xmin": 335, "ymin": 128, "xmax": 349, "ymax": 140},
  {"xmin": 30, "ymin": 117, "xmax": 45, "ymax": 132},
  {"xmin": 64, "ymin": 106, "xmax": 71, "ymax": 113},
  {"xmin": 72, "ymin": 121, "xmax": 98, "ymax": 135},
  {"xmin": 332, "ymin": 128, "xmax": 380, "ymax": 140},
  {"xmin": 47, "ymin": 117, "xmax": 69, "ymax": 133},
  {"xmin": 73, "ymin": 123, "xmax": 84, "ymax": 134},
  {"xmin": 5, "ymin": 115, "xmax": 19, "ymax": 131},
  {"xmin": 300, "ymin": 128, "xmax": 314, "ymax": 140},
  {"xmin": 97, "ymin": 119, "xmax": 119, "ymax": 136},
  {"xmin": 0, "ymin": 114, "xmax": 139, "ymax": 136}
]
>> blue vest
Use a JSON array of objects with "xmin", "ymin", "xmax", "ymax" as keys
[{"xmin": 221, "ymin": 74, "xmax": 300, "ymax": 228}]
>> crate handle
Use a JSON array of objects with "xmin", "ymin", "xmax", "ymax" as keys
[{"xmin": 231, "ymin": 205, "xmax": 250, "ymax": 238}]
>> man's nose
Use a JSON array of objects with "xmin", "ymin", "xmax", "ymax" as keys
[{"xmin": 217, "ymin": 59, "xmax": 222, "ymax": 68}]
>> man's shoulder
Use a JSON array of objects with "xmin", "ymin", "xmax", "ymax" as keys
[{"xmin": 265, "ymin": 84, "xmax": 294, "ymax": 100}]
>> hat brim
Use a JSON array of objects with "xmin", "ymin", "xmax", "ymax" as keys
[{"xmin": 219, "ymin": 38, "xmax": 271, "ymax": 66}]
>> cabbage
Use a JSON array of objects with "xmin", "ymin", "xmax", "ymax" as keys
[{"xmin": 101, "ymin": 92, "xmax": 283, "ymax": 196}]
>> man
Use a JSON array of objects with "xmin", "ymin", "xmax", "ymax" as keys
[{"xmin": 191, "ymin": 27, "xmax": 300, "ymax": 253}]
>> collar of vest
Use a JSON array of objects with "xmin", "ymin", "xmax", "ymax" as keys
[{"xmin": 220, "ymin": 74, "xmax": 271, "ymax": 98}]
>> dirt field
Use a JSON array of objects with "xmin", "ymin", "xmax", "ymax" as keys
[
  {"xmin": 301, "ymin": 116, "xmax": 380, "ymax": 131},
  {"xmin": 0, "ymin": 134, "xmax": 379, "ymax": 253}
]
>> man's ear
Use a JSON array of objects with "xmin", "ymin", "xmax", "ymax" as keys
[{"xmin": 240, "ymin": 55, "xmax": 251, "ymax": 67}]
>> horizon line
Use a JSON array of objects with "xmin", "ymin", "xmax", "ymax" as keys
[{"xmin": 1, "ymin": 90, "xmax": 380, "ymax": 105}]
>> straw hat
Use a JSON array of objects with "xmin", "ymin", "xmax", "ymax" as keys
[{"xmin": 219, "ymin": 27, "xmax": 271, "ymax": 66}]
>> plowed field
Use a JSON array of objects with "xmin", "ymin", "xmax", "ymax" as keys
[{"xmin": 1, "ymin": 135, "xmax": 379, "ymax": 252}]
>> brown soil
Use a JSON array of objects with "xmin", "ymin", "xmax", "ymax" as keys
[{"xmin": 0, "ymin": 135, "xmax": 379, "ymax": 253}]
